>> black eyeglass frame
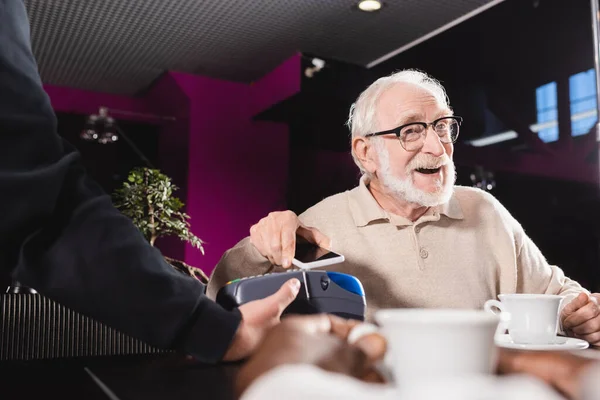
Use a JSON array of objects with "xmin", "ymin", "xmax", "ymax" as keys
[{"xmin": 364, "ymin": 116, "xmax": 463, "ymax": 151}]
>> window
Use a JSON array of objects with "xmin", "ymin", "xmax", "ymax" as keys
[
  {"xmin": 535, "ymin": 82, "xmax": 559, "ymax": 143},
  {"xmin": 569, "ymin": 69, "xmax": 597, "ymax": 136}
]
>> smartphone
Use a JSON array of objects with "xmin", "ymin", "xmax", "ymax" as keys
[{"xmin": 292, "ymin": 238, "xmax": 345, "ymax": 270}]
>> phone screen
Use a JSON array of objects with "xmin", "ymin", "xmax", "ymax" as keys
[{"xmin": 294, "ymin": 241, "xmax": 340, "ymax": 263}]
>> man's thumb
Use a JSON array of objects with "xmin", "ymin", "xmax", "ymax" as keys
[
  {"xmin": 562, "ymin": 292, "xmax": 589, "ymax": 316},
  {"xmin": 266, "ymin": 279, "xmax": 301, "ymax": 317}
]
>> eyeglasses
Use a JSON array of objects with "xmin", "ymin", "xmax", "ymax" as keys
[{"xmin": 364, "ymin": 116, "xmax": 463, "ymax": 152}]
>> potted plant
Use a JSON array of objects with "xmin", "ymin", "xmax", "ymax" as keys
[{"xmin": 113, "ymin": 167, "xmax": 209, "ymax": 283}]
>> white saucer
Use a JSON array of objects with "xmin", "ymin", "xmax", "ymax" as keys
[{"xmin": 495, "ymin": 334, "xmax": 589, "ymax": 351}]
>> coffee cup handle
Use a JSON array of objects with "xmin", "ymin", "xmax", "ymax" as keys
[{"xmin": 484, "ymin": 300, "xmax": 510, "ymax": 338}]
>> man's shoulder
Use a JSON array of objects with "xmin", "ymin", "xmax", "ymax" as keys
[
  {"xmin": 298, "ymin": 188, "xmax": 356, "ymax": 225},
  {"xmin": 452, "ymin": 185, "xmax": 511, "ymax": 218},
  {"xmin": 453, "ymin": 185, "xmax": 502, "ymax": 207},
  {"xmin": 452, "ymin": 185, "xmax": 518, "ymax": 225}
]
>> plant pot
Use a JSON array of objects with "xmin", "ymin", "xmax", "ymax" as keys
[{"xmin": 164, "ymin": 256, "xmax": 209, "ymax": 284}]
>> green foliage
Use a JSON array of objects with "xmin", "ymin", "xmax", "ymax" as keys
[{"xmin": 113, "ymin": 167, "xmax": 204, "ymax": 255}]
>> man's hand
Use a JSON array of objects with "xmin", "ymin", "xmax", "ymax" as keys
[
  {"xmin": 561, "ymin": 292, "xmax": 600, "ymax": 345},
  {"xmin": 249, "ymin": 211, "xmax": 331, "ymax": 268},
  {"xmin": 497, "ymin": 349, "xmax": 595, "ymax": 399},
  {"xmin": 222, "ymin": 279, "xmax": 301, "ymax": 361},
  {"xmin": 235, "ymin": 314, "xmax": 387, "ymax": 397}
]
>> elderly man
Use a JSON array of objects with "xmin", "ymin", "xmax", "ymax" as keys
[{"xmin": 207, "ymin": 70, "xmax": 600, "ymax": 345}]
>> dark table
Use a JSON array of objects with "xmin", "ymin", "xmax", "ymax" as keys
[{"xmin": 1, "ymin": 354, "xmax": 241, "ymax": 400}]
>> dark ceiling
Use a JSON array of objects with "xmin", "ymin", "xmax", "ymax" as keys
[{"xmin": 23, "ymin": 0, "xmax": 503, "ymax": 95}]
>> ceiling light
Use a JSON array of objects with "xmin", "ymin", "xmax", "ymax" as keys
[
  {"xmin": 357, "ymin": 0, "xmax": 382, "ymax": 12},
  {"xmin": 79, "ymin": 107, "xmax": 156, "ymax": 168},
  {"xmin": 80, "ymin": 107, "xmax": 119, "ymax": 144}
]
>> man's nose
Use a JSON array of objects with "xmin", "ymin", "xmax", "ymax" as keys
[{"xmin": 421, "ymin": 127, "xmax": 445, "ymax": 157}]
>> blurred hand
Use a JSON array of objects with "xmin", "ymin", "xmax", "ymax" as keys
[
  {"xmin": 249, "ymin": 211, "xmax": 331, "ymax": 268},
  {"xmin": 223, "ymin": 279, "xmax": 301, "ymax": 361},
  {"xmin": 497, "ymin": 349, "xmax": 595, "ymax": 399},
  {"xmin": 561, "ymin": 293, "xmax": 600, "ymax": 345},
  {"xmin": 235, "ymin": 314, "xmax": 387, "ymax": 397}
]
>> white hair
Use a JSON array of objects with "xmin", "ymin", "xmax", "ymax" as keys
[{"xmin": 347, "ymin": 69, "xmax": 450, "ymax": 175}]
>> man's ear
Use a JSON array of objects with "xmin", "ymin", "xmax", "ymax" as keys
[{"xmin": 352, "ymin": 136, "xmax": 378, "ymax": 175}]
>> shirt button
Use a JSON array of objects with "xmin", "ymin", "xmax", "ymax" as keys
[
  {"xmin": 420, "ymin": 248, "xmax": 429, "ymax": 259},
  {"xmin": 415, "ymin": 226, "xmax": 421, "ymax": 233}
]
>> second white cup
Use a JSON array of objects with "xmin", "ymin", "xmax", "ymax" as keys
[{"xmin": 484, "ymin": 294, "xmax": 564, "ymax": 345}]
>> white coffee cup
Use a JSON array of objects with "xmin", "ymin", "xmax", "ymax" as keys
[
  {"xmin": 374, "ymin": 309, "xmax": 501, "ymax": 385},
  {"xmin": 484, "ymin": 294, "xmax": 564, "ymax": 345}
]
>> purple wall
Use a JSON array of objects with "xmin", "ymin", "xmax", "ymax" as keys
[
  {"xmin": 43, "ymin": 54, "xmax": 301, "ymax": 275},
  {"xmin": 248, "ymin": 55, "xmax": 302, "ymax": 117},
  {"xmin": 44, "ymin": 85, "xmax": 149, "ymax": 118},
  {"xmin": 171, "ymin": 54, "xmax": 300, "ymax": 274}
]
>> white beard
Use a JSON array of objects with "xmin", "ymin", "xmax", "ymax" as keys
[{"xmin": 375, "ymin": 142, "xmax": 456, "ymax": 207}]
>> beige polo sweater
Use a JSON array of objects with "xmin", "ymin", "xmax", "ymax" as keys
[{"xmin": 207, "ymin": 177, "xmax": 586, "ymax": 320}]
